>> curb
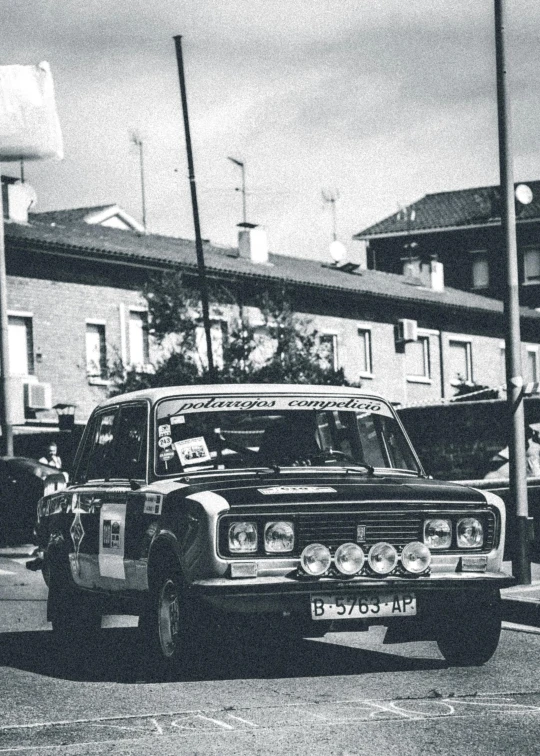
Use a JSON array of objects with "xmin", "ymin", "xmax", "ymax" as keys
[{"xmin": 502, "ymin": 595, "xmax": 540, "ymax": 629}]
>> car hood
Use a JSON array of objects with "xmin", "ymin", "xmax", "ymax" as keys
[{"xmin": 156, "ymin": 470, "xmax": 488, "ymax": 511}]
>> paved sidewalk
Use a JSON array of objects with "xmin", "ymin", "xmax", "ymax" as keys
[
  {"xmin": 0, "ymin": 544, "xmax": 38, "ymax": 559},
  {"xmin": 502, "ymin": 561, "xmax": 540, "ymax": 629}
]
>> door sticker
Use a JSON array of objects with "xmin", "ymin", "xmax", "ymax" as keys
[
  {"xmin": 70, "ymin": 512, "xmax": 85, "ymax": 576},
  {"xmin": 99, "ymin": 502, "xmax": 126, "ymax": 579},
  {"xmin": 144, "ymin": 493, "xmax": 163, "ymax": 515},
  {"xmin": 158, "ymin": 424, "xmax": 171, "ymax": 437}
]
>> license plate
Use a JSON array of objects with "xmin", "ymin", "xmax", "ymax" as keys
[{"xmin": 310, "ymin": 593, "xmax": 417, "ymax": 620}]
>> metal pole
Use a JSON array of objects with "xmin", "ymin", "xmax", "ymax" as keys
[
  {"xmin": 228, "ymin": 157, "xmax": 247, "ymax": 224},
  {"xmin": 138, "ymin": 140, "xmax": 147, "ymax": 233},
  {"xmin": 0, "ymin": 210, "xmax": 14, "ymax": 455},
  {"xmin": 240, "ymin": 161, "xmax": 247, "ymax": 225},
  {"xmin": 173, "ymin": 35, "xmax": 215, "ymax": 377},
  {"xmin": 494, "ymin": 0, "xmax": 530, "ymax": 584}
]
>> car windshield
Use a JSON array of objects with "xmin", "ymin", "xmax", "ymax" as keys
[{"xmin": 154, "ymin": 393, "xmax": 420, "ymax": 477}]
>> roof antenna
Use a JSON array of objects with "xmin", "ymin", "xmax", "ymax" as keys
[
  {"xmin": 322, "ymin": 189, "xmax": 347, "ymax": 263},
  {"xmin": 130, "ymin": 131, "xmax": 147, "ymax": 233}
]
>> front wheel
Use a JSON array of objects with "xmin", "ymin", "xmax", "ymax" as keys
[
  {"xmin": 435, "ymin": 590, "xmax": 502, "ymax": 666},
  {"xmin": 139, "ymin": 563, "xmax": 201, "ymax": 676}
]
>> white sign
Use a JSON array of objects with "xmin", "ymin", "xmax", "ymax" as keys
[{"xmin": 0, "ymin": 61, "xmax": 63, "ymax": 160}]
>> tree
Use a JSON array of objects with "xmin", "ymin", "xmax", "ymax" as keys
[{"xmin": 110, "ymin": 272, "xmax": 354, "ymax": 394}]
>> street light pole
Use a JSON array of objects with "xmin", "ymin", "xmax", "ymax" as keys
[{"xmin": 494, "ymin": 0, "xmax": 530, "ymax": 584}]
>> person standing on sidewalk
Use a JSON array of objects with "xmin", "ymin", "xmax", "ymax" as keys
[{"xmin": 39, "ymin": 442, "xmax": 62, "ymax": 470}]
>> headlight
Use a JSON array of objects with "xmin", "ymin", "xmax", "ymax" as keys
[
  {"xmin": 457, "ymin": 517, "xmax": 484, "ymax": 548},
  {"xmin": 401, "ymin": 541, "xmax": 431, "ymax": 574},
  {"xmin": 424, "ymin": 518, "xmax": 452, "ymax": 549},
  {"xmin": 367, "ymin": 542, "xmax": 398, "ymax": 575},
  {"xmin": 334, "ymin": 543, "xmax": 365, "ymax": 575},
  {"xmin": 228, "ymin": 522, "xmax": 258, "ymax": 553},
  {"xmin": 264, "ymin": 521, "xmax": 294, "ymax": 553},
  {"xmin": 300, "ymin": 543, "xmax": 331, "ymax": 576}
]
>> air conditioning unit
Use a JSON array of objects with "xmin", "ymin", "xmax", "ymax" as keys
[
  {"xmin": 24, "ymin": 381, "xmax": 52, "ymax": 410},
  {"xmin": 396, "ymin": 318, "xmax": 418, "ymax": 343}
]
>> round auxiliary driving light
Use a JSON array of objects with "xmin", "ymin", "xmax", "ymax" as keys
[
  {"xmin": 401, "ymin": 541, "xmax": 432, "ymax": 574},
  {"xmin": 300, "ymin": 543, "xmax": 332, "ymax": 576},
  {"xmin": 334, "ymin": 542, "xmax": 365, "ymax": 576},
  {"xmin": 368, "ymin": 542, "xmax": 398, "ymax": 575}
]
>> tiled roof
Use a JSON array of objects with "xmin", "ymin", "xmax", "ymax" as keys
[
  {"xmin": 31, "ymin": 206, "xmax": 116, "ymax": 224},
  {"xmin": 6, "ymin": 214, "xmax": 540, "ymax": 322},
  {"xmin": 354, "ymin": 181, "xmax": 540, "ymax": 239}
]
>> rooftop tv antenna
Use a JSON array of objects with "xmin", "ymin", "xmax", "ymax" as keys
[
  {"xmin": 322, "ymin": 188, "xmax": 340, "ymax": 241},
  {"xmin": 322, "ymin": 189, "xmax": 347, "ymax": 262},
  {"xmin": 227, "ymin": 156, "xmax": 247, "ymax": 224},
  {"xmin": 130, "ymin": 131, "xmax": 147, "ymax": 232}
]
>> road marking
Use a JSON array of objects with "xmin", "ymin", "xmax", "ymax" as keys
[
  {"xmin": 226, "ymin": 714, "xmax": 258, "ymax": 727},
  {"xmin": 0, "ymin": 570, "xmax": 14, "ymax": 576},
  {"xmin": 4, "ymin": 691, "xmax": 540, "ymax": 755}
]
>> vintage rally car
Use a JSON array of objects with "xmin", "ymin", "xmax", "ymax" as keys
[{"xmin": 32, "ymin": 384, "xmax": 514, "ymax": 671}]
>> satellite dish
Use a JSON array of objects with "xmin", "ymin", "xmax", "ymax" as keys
[
  {"xmin": 515, "ymin": 184, "xmax": 533, "ymax": 205},
  {"xmin": 329, "ymin": 240, "xmax": 347, "ymax": 262}
]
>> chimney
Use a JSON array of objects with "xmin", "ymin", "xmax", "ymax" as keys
[
  {"xmin": 419, "ymin": 256, "xmax": 444, "ymax": 292},
  {"xmin": 237, "ymin": 222, "xmax": 269, "ymax": 264},
  {"xmin": 402, "ymin": 256, "xmax": 421, "ymax": 279},
  {"xmin": 1, "ymin": 175, "xmax": 36, "ymax": 223}
]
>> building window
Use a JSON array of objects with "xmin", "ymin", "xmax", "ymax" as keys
[
  {"xmin": 448, "ymin": 339, "xmax": 473, "ymax": 383},
  {"xmin": 8, "ymin": 316, "xmax": 34, "ymax": 375},
  {"xmin": 86, "ymin": 323, "xmax": 107, "ymax": 379},
  {"xmin": 471, "ymin": 251, "xmax": 489, "ymax": 289},
  {"xmin": 319, "ymin": 333, "xmax": 339, "ymax": 371},
  {"xmin": 526, "ymin": 349, "xmax": 538, "ymax": 383},
  {"xmin": 524, "ymin": 248, "xmax": 540, "ymax": 283},
  {"xmin": 405, "ymin": 336, "xmax": 431, "ymax": 379},
  {"xmin": 129, "ymin": 310, "xmax": 150, "ymax": 366},
  {"xmin": 358, "ymin": 329, "xmax": 372, "ymax": 375}
]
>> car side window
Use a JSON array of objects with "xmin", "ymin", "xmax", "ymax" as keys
[
  {"xmin": 109, "ymin": 404, "xmax": 148, "ymax": 481},
  {"xmin": 83, "ymin": 411, "xmax": 118, "ymax": 481}
]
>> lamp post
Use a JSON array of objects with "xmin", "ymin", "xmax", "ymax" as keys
[{"xmin": 494, "ymin": 0, "xmax": 530, "ymax": 584}]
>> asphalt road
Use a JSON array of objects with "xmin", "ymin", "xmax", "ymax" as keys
[{"xmin": 2, "ymin": 553, "xmax": 540, "ymax": 756}]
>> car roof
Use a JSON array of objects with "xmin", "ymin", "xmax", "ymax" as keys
[{"xmin": 98, "ymin": 383, "xmax": 386, "ymax": 408}]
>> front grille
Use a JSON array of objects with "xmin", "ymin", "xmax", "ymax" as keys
[
  {"xmin": 297, "ymin": 512, "xmax": 423, "ymax": 551},
  {"xmin": 218, "ymin": 507, "xmax": 498, "ymax": 557}
]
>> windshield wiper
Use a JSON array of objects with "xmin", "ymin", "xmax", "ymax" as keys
[
  {"xmin": 341, "ymin": 463, "xmax": 375, "ymax": 476},
  {"xmin": 255, "ymin": 465, "xmax": 281, "ymax": 477}
]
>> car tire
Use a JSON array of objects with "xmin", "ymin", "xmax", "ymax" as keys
[
  {"xmin": 435, "ymin": 589, "xmax": 502, "ymax": 666},
  {"xmin": 139, "ymin": 561, "xmax": 200, "ymax": 676}
]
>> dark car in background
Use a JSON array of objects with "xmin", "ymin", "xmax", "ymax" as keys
[{"xmin": 0, "ymin": 457, "xmax": 66, "ymax": 544}]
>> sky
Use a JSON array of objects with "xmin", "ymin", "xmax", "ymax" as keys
[{"xmin": 3, "ymin": 0, "xmax": 540, "ymax": 263}]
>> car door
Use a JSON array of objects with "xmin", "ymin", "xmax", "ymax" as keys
[{"xmin": 68, "ymin": 402, "xmax": 148, "ymax": 591}]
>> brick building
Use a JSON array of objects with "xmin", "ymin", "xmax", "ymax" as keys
[
  {"xmin": 353, "ymin": 181, "xmax": 540, "ymax": 309},
  {"xmin": 3, "ymin": 176, "xmax": 540, "ymax": 457}
]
